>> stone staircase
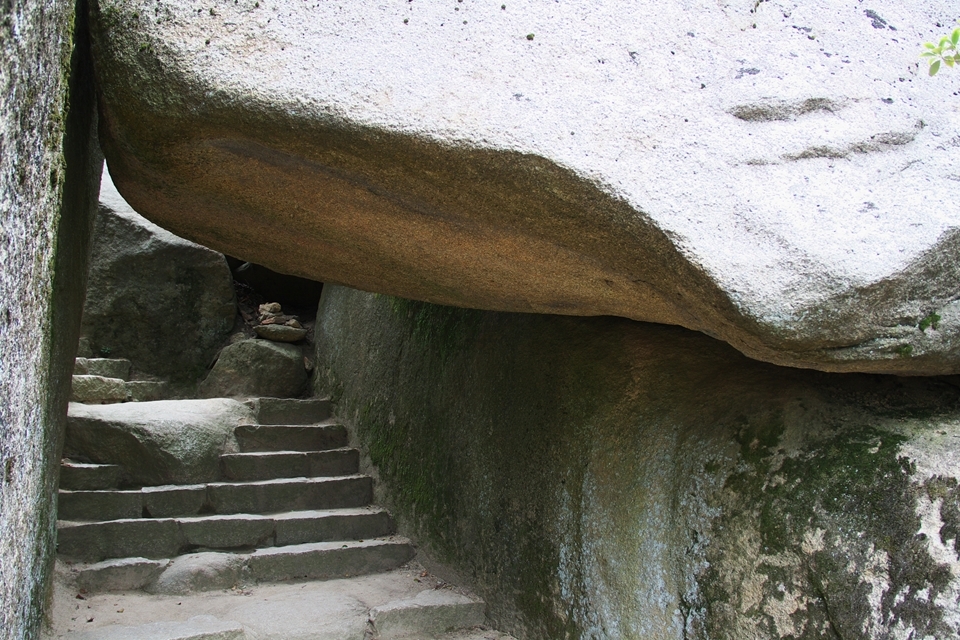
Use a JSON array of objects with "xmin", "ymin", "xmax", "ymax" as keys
[
  {"xmin": 50, "ymin": 397, "xmax": 508, "ymax": 639},
  {"xmin": 71, "ymin": 357, "xmax": 168, "ymax": 404}
]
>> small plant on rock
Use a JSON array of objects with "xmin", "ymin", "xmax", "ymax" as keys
[
  {"xmin": 922, "ymin": 23, "xmax": 960, "ymax": 75},
  {"xmin": 919, "ymin": 312, "xmax": 942, "ymax": 332}
]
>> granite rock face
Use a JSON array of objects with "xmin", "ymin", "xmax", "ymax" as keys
[
  {"xmin": 90, "ymin": 0, "xmax": 960, "ymax": 374},
  {"xmin": 0, "ymin": 1, "xmax": 101, "ymax": 638},
  {"xmin": 316, "ymin": 284, "xmax": 960, "ymax": 640},
  {"xmin": 80, "ymin": 169, "xmax": 236, "ymax": 383}
]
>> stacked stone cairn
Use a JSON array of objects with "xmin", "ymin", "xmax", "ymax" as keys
[{"xmin": 253, "ymin": 302, "xmax": 307, "ymax": 343}]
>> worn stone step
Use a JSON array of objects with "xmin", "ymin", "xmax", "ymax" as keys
[
  {"xmin": 250, "ymin": 397, "xmax": 332, "ymax": 425},
  {"xmin": 219, "ymin": 448, "xmax": 359, "ymax": 481},
  {"xmin": 58, "ymin": 488, "xmax": 142, "ymax": 521},
  {"xmin": 71, "ymin": 375, "xmax": 128, "ymax": 404},
  {"xmin": 59, "ymin": 475, "xmax": 373, "ymax": 522},
  {"xmin": 248, "ymin": 537, "xmax": 415, "ymax": 582},
  {"xmin": 59, "ymin": 460, "xmax": 121, "ymax": 491},
  {"xmin": 73, "ymin": 357, "xmax": 132, "ymax": 381},
  {"xmin": 369, "ymin": 589, "xmax": 487, "ymax": 639},
  {"xmin": 207, "ymin": 475, "xmax": 373, "ymax": 515},
  {"xmin": 58, "ymin": 507, "xmax": 393, "ymax": 562},
  {"xmin": 64, "ymin": 615, "xmax": 244, "ymax": 640},
  {"xmin": 234, "ymin": 424, "xmax": 348, "ymax": 453},
  {"xmin": 64, "ymin": 535, "xmax": 412, "ymax": 596},
  {"xmin": 58, "ymin": 485, "xmax": 206, "ymax": 522},
  {"xmin": 70, "ymin": 557, "xmax": 168, "ymax": 593},
  {"xmin": 126, "ymin": 380, "xmax": 169, "ymax": 402}
]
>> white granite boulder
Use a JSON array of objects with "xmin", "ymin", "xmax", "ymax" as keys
[{"xmin": 90, "ymin": 0, "xmax": 960, "ymax": 373}]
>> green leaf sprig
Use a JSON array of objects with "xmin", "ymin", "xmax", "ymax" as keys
[{"xmin": 922, "ymin": 23, "xmax": 960, "ymax": 75}]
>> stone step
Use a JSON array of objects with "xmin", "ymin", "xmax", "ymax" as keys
[
  {"xmin": 207, "ymin": 475, "xmax": 372, "ymax": 515},
  {"xmin": 73, "ymin": 357, "xmax": 132, "ymax": 381},
  {"xmin": 64, "ymin": 615, "xmax": 244, "ymax": 640},
  {"xmin": 59, "ymin": 460, "xmax": 121, "ymax": 491},
  {"xmin": 369, "ymin": 589, "xmax": 487, "ymax": 639},
  {"xmin": 219, "ymin": 448, "xmax": 359, "ymax": 481},
  {"xmin": 248, "ymin": 537, "xmax": 415, "ymax": 582},
  {"xmin": 71, "ymin": 375, "xmax": 128, "ymax": 404},
  {"xmin": 67, "ymin": 537, "xmax": 414, "ymax": 596},
  {"xmin": 249, "ymin": 397, "xmax": 332, "ymax": 425},
  {"xmin": 58, "ymin": 507, "xmax": 394, "ymax": 562},
  {"xmin": 59, "ymin": 475, "xmax": 374, "ymax": 522},
  {"xmin": 72, "ymin": 557, "xmax": 167, "ymax": 592},
  {"xmin": 234, "ymin": 424, "xmax": 348, "ymax": 452},
  {"xmin": 50, "ymin": 569, "xmax": 515, "ymax": 639},
  {"xmin": 126, "ymin": 380, "xmax": 169, "ymax": 402}
]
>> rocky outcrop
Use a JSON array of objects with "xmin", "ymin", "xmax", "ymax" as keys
[
  {"xmin": 198, "ymin": 340, "xmax": 307, "ymax": 399},
  {"xmin": 65, "ymin": 399, "xmax": 255, "ymax": 486},
  {"xmin": 316, "ymin": 284, "xmax": 960, "ymax": 640},
  {"xmin": 0, "ymin": 1, "xmax": 102, "ymax": 638},
  {"xmin": 90, "ymin": 0, "xmax": 960, "ymax": 374},
  {"xmin": 79, "ymin": 169, "xmax": 236, "ymax": 384}
]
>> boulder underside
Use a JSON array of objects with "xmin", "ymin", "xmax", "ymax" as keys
[{"xmin": 89, "ymin": 0, "xmax": 960, "ymax": 374}]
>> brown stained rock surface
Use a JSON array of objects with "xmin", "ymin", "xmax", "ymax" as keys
[{"xmin": 88, "ymin": 0, "xmax": 960, "ymax": 374}]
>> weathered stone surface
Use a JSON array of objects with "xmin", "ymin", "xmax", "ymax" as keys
[
  {"xmin": 316, "ymin": 285, "xmax": 960, "ymax": 640},
  {"xmin": 248, "ymin": 538, "xmax": 415, "ymax": 582},
  {"xmin": 64, "ymin": 399, "xmax": 253, "ymax": 486},
  {"xmin": 74, "ymin": 557, "xmax": 167, "ymax": 593},
  {"xmin": 142, "ymin": 485, "xmax": 207, "ymax": 519},
  {"xmin": 234, "ymin": 425, "xmax": 347, "ymax": 453},
  {"xmin": 68, "ymin": 615, "xmax": 244, "ymax": 640},
  {"xmin": 59, "ymin": 461, "xmax": 122, "ymax": 491},
  {"xmin": 74, "ymin": 357, "xmax": 131, "ymax": 380},
  {"xmin": 271, "ymin": 508, "xmax": 395, "ymax": 546},
  {"xmin": 178, "ymin": 514, "xmax": 274, "ymax": 550},
  {"xmin": 58, "ymin": 490, "xmax": 142, "ymax": 522},
  {"xmin": 250, "ymin": 397, "xmax": 332, "ymax": 426},
  {"xmin": 198, "ymin": 341, "xmax": 306, "ymax": 399},
  {"xmin": 147, "ymin": 553, "xmax": 248, "ymax": 595},
  {"xmin": 126, "ymin": 380, "xmax": 170, "ymax": 403},
  {"xmin": 205, "ymin": 476, "xmax": 372, "ymax": 515},
  {"xmin": 58, "ymin": 519, "xmax": 184, "ymax": 562},
  {"xmin": 370, "ymin": 589, "xmax": 486, "ymax": 639},
  {"xmin": 91, "ymin": 0, "xmax": 960, "ymax": 375},
  {"xmin": 1, "ymin": 2, "xmax": 102, "ymax": 634},
  {"xmin": 80, "ymin": 169, "xmax": 236, "ymax": 383},
  {"xmin": 71, "ymin": 375, "xmax": 128, "ymax": 404},
  {"xmin": 254, "ymin": 324, "xmax": 307, "ymax": 343},
  {"xmin": 220, "ymin": 449, "xmax": 359, "ymax": 482}
]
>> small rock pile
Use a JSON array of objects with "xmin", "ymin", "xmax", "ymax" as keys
[
  {"xmin": 253, "ymin": 302, "xmax": 307, "ymax": 343},
  {"xmin": 199, "ymin": 301, "xmax": 315, "ymax": 399}
]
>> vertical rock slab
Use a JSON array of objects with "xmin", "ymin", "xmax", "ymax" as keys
[
  {"xmin": 316, "ymin": 285, "xmax": 960, "ymax": 639},
  {"xmin": 0, "ymin": 0, "xmax": 101, "ymax": 637}
]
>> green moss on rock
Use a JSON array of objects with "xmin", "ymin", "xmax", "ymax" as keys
[{"xmin": 316, "ymin": 285, "xmax": 960, "ymax": 639}]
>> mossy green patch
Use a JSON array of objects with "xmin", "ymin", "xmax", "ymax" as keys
[
  {"xmin": 317, "ymin": 285, "xmax": 960, "ymax": 639},
  {"xmin": 702, "ymin": 416, "xmax": 954, "ymax": 639}
]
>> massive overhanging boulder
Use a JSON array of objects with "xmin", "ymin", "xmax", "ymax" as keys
[{"xmin": 89, "ymin": 0, "xmax": 960, "ymax": 374}]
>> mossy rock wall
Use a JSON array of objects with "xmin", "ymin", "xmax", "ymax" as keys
[
  {"xmin": 315, "ymin": 284, "xmax": 960, "ymax": 640},
  {"xmin": 0, "ymin": 1, "xmax": 101, "ymax": 637}
]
